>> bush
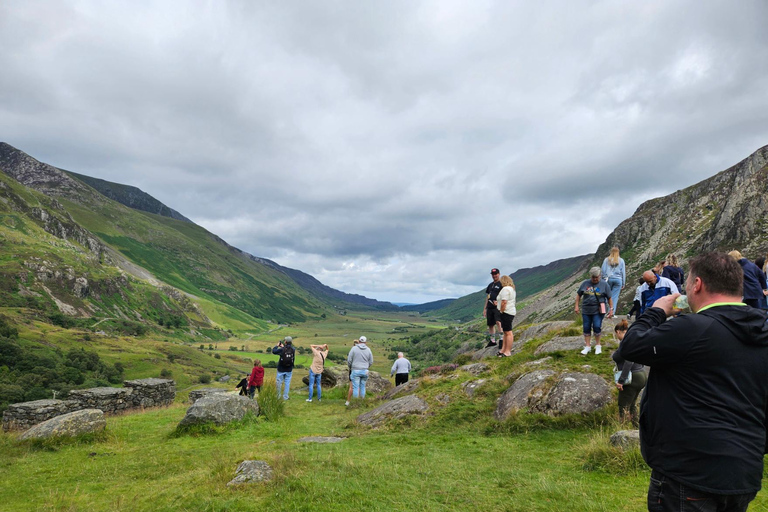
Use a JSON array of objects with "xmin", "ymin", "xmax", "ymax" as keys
[
  {"xmin": 257, "ymin": 382, "xmax": 285, "ymax": 421},
  {"xmin": 199, "ymin": 374, "xmax": 211, "ymax": 384},
  {"xmin": 160, "ymin": 368, "xmax": 173, "ymax": 378},
  {"xmin": 264, "ymin": 361, "xmax": 277, "ymax": 368},
  {"xmin": 214, "ymin": 354, "xmax": 221, "ymax": 359},
  {"xmin": 453, "ymin": 354, "xmax": 472, "ymax": 366}
]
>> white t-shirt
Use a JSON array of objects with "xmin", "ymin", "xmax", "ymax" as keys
[{"xmin": 497, "ymin": 286, "xmax": 516, "ymax": 316}]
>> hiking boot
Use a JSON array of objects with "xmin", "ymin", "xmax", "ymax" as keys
[
  {"xmin": 595, "ymin": 345, "xmax": 602, "ymax": 355},
  {"xmin": 580, "ymin": 346, "xmax": 591, "ymax": 355}
]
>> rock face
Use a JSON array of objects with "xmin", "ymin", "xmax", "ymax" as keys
[
  {"xmin": 517, "ymin": 321, "xmax": 574, "ymax": 343},
  {"xmin": 459, "ymin": 363, "xmax": 489, "ymax": 376},
  {"xmin": 610, "ymin": 430, "xmax": 640, "ymax": 449},
  {"xmin": 495, "ymin": 371, "xmax": 612, "ymax": 420},
  {"xmin": 356, "ymin": 395, "xmax": 429, "ymax": 427},
  {"xmin": 19, "ymin": 409, "xmax": 106, "ymax": 440},
  {"xmin": 382, "ymin": 379, "xmax": 420, "ymax": 400},
  {"xmin": 462, "ymin": 379, "xmax": 488, "ymax": 398},
  {"xmin": 227, "ymin": 460, "xmax": 273, "ymax": 486},
  {"xmin": 178, "ymin": 394, "xmax": 259, "ymax": 427},
  {"xmin": 472, "ymin": 343, "xmax": 523, "ymax": 361},
  {"xmin": 534, "ymin": 336, "xmax": 585, "ymax": 356},
  {"xmin": 188, "ymin": 388, "xmax": 229, "ymax": 403}
]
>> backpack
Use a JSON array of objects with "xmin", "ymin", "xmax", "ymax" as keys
[{"xmin": 279, "ymin": 346, "xmax": 295, "ymax": 368}]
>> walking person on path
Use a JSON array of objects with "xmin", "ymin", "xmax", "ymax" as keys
[
  {"xmin": 601, "ymin": 246, "xmax": 626, "ymax": 315},
  {"xmin": 306, "ymin": 344, "xmax": 328, "ymax": 402},
  {"xmin": 390, "ymin": 352, "xmax": 412, "ymax": 386},
  {"xmin": 619, "ymin": 252, "xmax": 768, "ymax": 511},
  {"xmin": 271, "ymin": 336, "xmax": 295, "ymax": 400},
  {"xmin": 575, "ymin": 267, "xmax": 613, "ymax": 355},
  {"xmin": 346, "ymin": 335, "xmax": 373, "ymax": 405}
]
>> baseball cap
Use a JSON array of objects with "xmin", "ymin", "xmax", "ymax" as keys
[
  {"xmin": 359, "ymin": 336, "xmax": 367, "ymax": 343},
  {"xmin": 283, "ymin": 336, "xmax": 293, "ymax": 344},
  {"xmin": 490, "ymin": 268, "xmax": 500, "ymax": 275}
]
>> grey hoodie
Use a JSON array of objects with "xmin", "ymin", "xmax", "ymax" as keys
[{"xmin": 347, "ymin": 344, "xmax": 373, "ymax": 370}]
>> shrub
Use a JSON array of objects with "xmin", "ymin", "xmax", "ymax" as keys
[
  {"xmin": 199, "ymin": 374, "xmax": 211, "ymax": 384},
  {"xmin": 257, "ymin": 382, "xmax": 285, "ymax": 421},
  {"xmin": 214, "ymin": 354, "xmax": 221, "ymax": 359},
  {"xmin": 160, "ymin": 368, "xmax": 173, "ymax": 379},
  {"xmin": 453, "ymin": 354, "xmax": 472, "ymax": 366}
]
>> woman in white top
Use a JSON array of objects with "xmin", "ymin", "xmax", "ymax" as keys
[{"xmin": 497, "ymin": 275, "xmax": 517, "ymax": 357}]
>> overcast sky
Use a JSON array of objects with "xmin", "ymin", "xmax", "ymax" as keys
[{"xmin": 2, "ymin": 1, "xmax": 768, "ymax": 304}]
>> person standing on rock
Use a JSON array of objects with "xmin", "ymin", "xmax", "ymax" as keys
[
  {"xmin": 272, "ymin": 336, "xmax": 295, "ymax": 400},
  {"xmin": 390, "ymin": 352, "xmax": 412, "ymax": 386},
  {"xmin": 610, "ymin": 320, "xmax": 646, "ymax": 427},
  {"xmin": 306, "ymin": 344, "xmax": 328, "ymax": 403},
  {"xmin": 346, "ymin": 335, "xmax": 373, "ymax": 404},
  {"xmin": 497, "ymin": 275, "xmax": 516, "ymax": 357},
  {"xmin": 601, "ymin": 246, "xmax": 626, "ymax": 316},
  {"xmin": 248, "ymin": 359, "xmax": 264, "ymax": 399},
  {"xmin": 638, "ymin": 270, "xmax": 679, "ymax": 315},
  {"xmin": 575, "ymin": 267, "xmax": 613, "ymax": 355},
  {"xmin": 483, "ymin": 268, "xmax": 503, "ymax": 347},
  {"xmin": 619, "ymin": 252, "xmax": 768, "ymax": 511}
]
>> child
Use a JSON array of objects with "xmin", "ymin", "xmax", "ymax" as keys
[
  {"xmin": 248, "ymin": 359, "xmax": 264, "ymax": 399},
  {"xmin": 235, "ymin": 375, "xmax": 249, "ymax": 396}
]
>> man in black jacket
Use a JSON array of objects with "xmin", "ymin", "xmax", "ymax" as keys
[{"xmin": 619, "ymin": 252, "xmax": 768, "ymax": 512}]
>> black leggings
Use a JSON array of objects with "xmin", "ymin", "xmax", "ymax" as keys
[{"xmin": 627, "ymin": 300, "xmax": 641, "ymax": 318}]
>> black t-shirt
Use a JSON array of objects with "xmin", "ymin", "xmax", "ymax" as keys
[{"xmin": 486, "ymin": 281, "xmax": 502, "ymax": 308}]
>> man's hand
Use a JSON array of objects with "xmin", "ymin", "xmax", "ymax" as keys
[{"xmin": 652, "ymin": 293, "xmax": 681, "ymax": 316}]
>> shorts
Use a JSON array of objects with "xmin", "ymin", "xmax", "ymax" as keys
[
  {"xmin": 486, "ymin": 307, "xmax": 500, "ymax": 327},
  {"xmin": 500, "ymin": 313, "xmax": 515, "ymax": 332},
  {"xmin": 582, "ymin": 313, "xmax": 604, "ymax": 335}
]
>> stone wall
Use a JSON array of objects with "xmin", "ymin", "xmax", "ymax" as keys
[{"xmin": 2, "ymin": 378, "xmax": 175, "ymax": 432}]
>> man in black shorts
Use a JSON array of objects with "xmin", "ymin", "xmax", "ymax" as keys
[{"xmin": 483, "ymin": 268, "xmax": 503, "ymax": 347}]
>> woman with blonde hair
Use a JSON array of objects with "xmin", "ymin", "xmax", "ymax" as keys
[
  {"xmin": 600, "ymin": 246, "xmax": 625, "ymax": 315},
  {"xmin": 497, "ymin": 275, "xmax": 516, "ymax": 357},
  {"xmin": 662, "ymin": 253, "xmax": 685, "ymax": 292}
]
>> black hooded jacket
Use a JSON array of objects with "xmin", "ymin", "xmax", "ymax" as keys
[{"xmin": 618, "ymin": 304, "xmax": 768, "ymax": 495}]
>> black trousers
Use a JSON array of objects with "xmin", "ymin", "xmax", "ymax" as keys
[
  {"xmin": 395, "ymin": 373, "xmax": 409, "ymax": 386},
  {"xmin": 648, "ymin": 470, "xmax": 756, "ymax": 512}
]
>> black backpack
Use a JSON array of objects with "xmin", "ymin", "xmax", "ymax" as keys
[{"xmin": 279, "ymin": 346, "xmax": 295, "ymax": 368}]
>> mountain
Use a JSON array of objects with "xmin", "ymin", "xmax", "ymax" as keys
[
  {"xmin": 400, "ymin": 298, "xmax": 457, "ymax": 313},
  {"xmin": 423, "ymin": 254, "xmax": 591, "ymax": 322}
]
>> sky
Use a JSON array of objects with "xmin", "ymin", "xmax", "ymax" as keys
[{"xmin": 2, "ymin": 1, "xmax": 768, "ymax": 304}]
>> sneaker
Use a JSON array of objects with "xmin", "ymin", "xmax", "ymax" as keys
[
  {"xmin": 306, "ymin": 399, "xmax": 312, "ymax": 402},
  {"xmin": 580, "ymin": 346, "xmax": 591, "ymax": 355},
  {"xmin": 485, "ymin": 340, "xmax": 498, "ymax": 348},
  {"xmin": 595, "ymin": 345, "xmax": 602, "ymax": 355},
  {"xmin": 345, "ymin": 401, "xmax": 350, "ymax": 406}
]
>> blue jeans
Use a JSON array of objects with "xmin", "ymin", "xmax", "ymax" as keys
[
  {"xmin": 582, "ymin": 313, "xmax": 604, "ymax": 336},
  {"xmin": 350, "ymin": 369, "xmax": 369, "ymax": 398},
  {"xmin": 308, "ymin": 370, "xmax": 322, "ymax": 400},
  {"xmin": 276, "ymin": 371, "xmax": 292, "ymax": 399},
  {"xmin": 607, "ymin": 277, "xmax": 622, "ymax": 314}
]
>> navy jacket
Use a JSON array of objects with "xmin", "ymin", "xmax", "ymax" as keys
[
  {"xmin": 739, "ymin": 258, "xmax": 768, "ymax": 300},
  {"xmin": 619, "ymin": 305, "xmax": 768, "ymax": 494}
]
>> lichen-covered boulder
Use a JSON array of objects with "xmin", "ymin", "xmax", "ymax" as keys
[
  {"xmin": 533, "ymin": 372, "xmax": 612, "ymax": 415},
  {"xmin": 19, "ymin": 409, "xmax": 106, "ymax": 440},
  {"xmin": 301, "ymin": 370, "xmax": 340, "ymax": 388},
  {"xmin": 227, "ymin": 460, "xmax": 273, "ymax": 486},
  {"xmin": 366, "ymin": 371, "xmax": 393, "ymax": 395},
  {"xmin": 610, "ymin": 430, "xmax": 640, "ymax": 449},
  {"xmin": 188, "ymin": 388, "xmax": 229, "ymax": 403},
  {"xmin": 518, "ymin": 321, "xmax": 574, "ymax": 343},
  {"xmin": 533, "ymin": 336, "xmax": 585, "ymax": 356},
  {"xmin": 178, "ymin": 393, "xmax": 258, "ymax": 427},
  {"xmin": 460, "ymin": 363, "xmax": 490, "ymax": 376},
  {"xmin": 356, "ymin": 395, "xmax": 429, "ymax": 427},
  {"xmin": 495, "ymin": 370, "xmax": 556, "ymax": 420},
  {"xmin": 462, "ymin": 379, "xmax": 488, "ymax": 398},
  {"xmin": 382, "ymin": 379, "xmax": 420, "ymax": 400}
]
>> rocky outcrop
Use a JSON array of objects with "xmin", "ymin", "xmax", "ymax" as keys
[
  {"xmin": 178, "ymin": 393, "xmax": 259, "ymax": 427},
  {"xmin": 534, "ymin": 336, "xmax": 585, "ymax": 356},
  {"xmin": 340, "ymin": 371, "xmax": 392, "ymax": 395},
  {"xmin": 459, "ymin": 363, "xmax": 490, "ymax": 375},
  {"xmin": 518, "ymin": 321, "xmax": 574, "ymax": 343},
  {"xmin": 227, "ymin": 460, "xmax": 273, "ymax": 486},
  {"xmin": 462, "ymin": 379, "xmax": 488, "ymax": 398},
  {"xmin": 356, "ymin": 395, "xmax": 429, "ymax": 427},
  {"xmin": 495, "ymin": 370, "xmax": 556, "ymax": 420},
  {"xmin": 302, "ymin": 369, "xmax": 340, "ymax": 388},
  {"xmin": 382, "ymin": 379, "xmax": 420, "ymax": 400},
  {"xmin": 19, "ymin": 409, "xmax": 106, "ymax": 441}
]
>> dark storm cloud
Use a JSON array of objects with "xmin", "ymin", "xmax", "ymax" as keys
[{"xmin": 1, "ymin": 1, "xmax": 767, "ymax": 303}]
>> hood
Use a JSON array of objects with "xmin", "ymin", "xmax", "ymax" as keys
[
  {"xmin": 700, "ymin": 305, "xmax": 768, "ymax": 347},
  {"xmin": 355, "ymin": 344, "xmax": 370, "ymax": 353}
]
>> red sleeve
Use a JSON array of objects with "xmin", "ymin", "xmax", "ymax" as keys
[
  {"xmin": 255, "ymin": 366, "xmax": 264, "ymax": 385},
  {"xmin": 248, "ymin": 369, "xmax": 257, "ymax": 387}
]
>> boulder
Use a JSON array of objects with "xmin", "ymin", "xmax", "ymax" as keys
[
  {"xmin": 301, "ymin": 370, "xmax": 340, "ymax": 388},
  {"xmin": 534, "ymin": 336, "xmax": 585, "ymax": 356},
  {"xmin": 495, "ymin": 370, "xmax": 556, "ymax": 420},
  {"xmin": 382, "ymin": 379, "xmax": 420, "ymax": 400},
  {"xmin": 366, "ymin": 371, "xmax": 393, "ymax": 395},
  {"xmin": 533, "ymin": 372, "xmax": 612, "ymax": 415},
  {"xmin": 518, "ymin": 321, "xmax": 574, "ymax": 343},
  {"xmin": 523, "ymin": 357, "xmax": 553, "ymax": 367},
  {"xmin": 356, "ymin": 395, "xmax": 429, "ymax": 427},
  {"xmin": 178, "ymin": 393, "xmax": 259, "ymax": 427},
  {"xmin": 472, "ymin": 343, "xmax": 524, "ymax": 361},
  {"xmin": 19, "ymin": 409, "xmax": 106, "ymax": 440},
  {"xmin": 219, "ymin": 375, "xmax": 231, "ymax": 383},
  {"xmin": 227, "ymin": 460, "xmax": 273, "ymax": 486},
  {"xmin": 435, "ymin": 393, "xmax": 451, "ymax": 405},
  {"xmin": 462, "ymin": 379, "xmax": 488, "ymax": 398},
  {"xmin": 188, "ymin": 388, "xmax": 229, "ymax": 403},
  {"xmin": 459, "ymin": 363, "xmax": 490, "ymax": 376},
  {"xmin": 610, "ymin": 430, "xmax": 640, "ymax": 450}
]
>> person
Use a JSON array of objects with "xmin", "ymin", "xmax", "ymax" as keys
[
  {"xmin": 497, "ymin": 274, "xmax": 516, "ymax": 357},
  {"xmin": 247, "ymin": 359, "xmax": 264, "ymax": 399},
  {"xmin": 575, "ymin": 267, "xmax": 613, "ymax": 355},
  {"xmin": 618, "ymin": 252, "xmax": 768, "ymax": 511},
  {"xmin": 637, "ymin": 270, "xmax": 679, "ymax": 315},
  {"xmin": 755, "ymin": 256, "xmax": 768, "ymax": 309},
  {"xmin": 626, "ymin": 277, "xmax": 645, "ymax": 320},
  {"xmin": 390, "ymin": 352, "xmax": 412, "ymax": 386},
  {"xmin": 345, "ymin": 339, "xmax": 359, "ymax": 406},
  {"xmin": 306, "ymin": 343, "xmax": 328, "ymax": 402},
  {"xmin": 235, "ymin": 375, "xmax": 249, "ymax": 396},
  {"xmin": 482, "ymin": 268, "xmax": 503, "ymax": 347},
  {"xmin": 610, "ymin": 320, "xmax": 646, "ymax": 427},
  {"xmin": 653, "ymin": 259, "xmax": 666, "ymax": 276},
  {"xmin": 346, "ymin": 335, "xmax": 373, "ymax": 403},
  {"xmin": 728, "ymin": 250, "xmax": 768, "ymax": 309},
  {"xmin": 661, "ymin": 253, "xmax": 685, "ymax": 292},
  {"xmin": 271, "ymin": 336, "xmax": 295, "ymax": 400},
  {"xmin": 601, "ymin": 246, "xmax": 626, "ymax": 315}
]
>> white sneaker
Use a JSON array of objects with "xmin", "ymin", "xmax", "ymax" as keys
[
  {"xmin": 580, "ymin": 346, "xmax": 591, "ymax": 355},
  {"xmin": 345, "ymin": 401, "xmax": 350, "ymax": 406},
  {"xmin": 306, "ymin": 399, "xmax": 312, "ymax": 402},
  {"xmin": 595, "ymin": 345, "xmax": 602, "ymax": 355}
]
